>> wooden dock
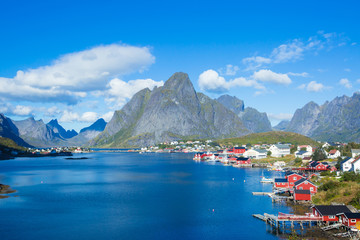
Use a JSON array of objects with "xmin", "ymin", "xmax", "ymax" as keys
[
  {"xmin": 252, "ymin": 192, "xmax": 272, "ymax": 196},
  {"xmin": 253, "ymin": 212, "xmax": 322, "ymax": 230}
]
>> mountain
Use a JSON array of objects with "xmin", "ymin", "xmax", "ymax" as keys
[
  {"xmin": 216, "ymin": 95, "xmax": 272, "ymax": 133},
  {"xmin": 91, "ymin": 72, "xmax": 250, "ymax": 147},
  {"xmin": 47, "ymin": 119, "xmax": 78, "ymax": 139},
  {"xmin": 11, "ymin": 117, "xmax": 67, "ymax": 147},
  {"xmin": 67, "ymin": 118, "xmax": 107, "ymax": 146},
  {"xmin": 286, "ymin": 92, "xmax": 360, "ymax": 142},
  {"xmin": 216, "ymin": 95, "xmax": 244, "ymax": 114},
  {"xmin": 0, "ymin": 114, "xmax": 32, "ymax": 147},
  {"xmin": 273, "ymin": 120, "xmax": 290, "ymax": 131}
]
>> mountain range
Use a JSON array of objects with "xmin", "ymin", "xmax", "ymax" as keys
[
  {"xmin": 1, "ymin": 72, "xmax": 359, "ymax": 147},
  {"xmin": 285, "ymin": 92, "xmax": 360, "ymax": 142}
]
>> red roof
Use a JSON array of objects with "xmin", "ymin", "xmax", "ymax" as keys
[{"xmin": 329, "ymin": 149, "xmax": 337, "ymax": 154}]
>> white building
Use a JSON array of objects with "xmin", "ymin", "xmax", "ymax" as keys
[
  {"xmin": 297, "ymin": 145, "xmax": 313, "ymax": 152},
  {"xmin": 269, "ymin": 144, "xmax": 291, "ymax": 158},
  {"xmin": 341, "ymin": 157, "xmax": 354, "ymax": 172},
  {"xmin": 352, "ymin": 149, "xmax": 360, "ymax": 158},
  {"xmin": 243, "ymin": 149, "xmax": 267, "ymax": 159},
  {"xmin": 327, "ymin": 149, "xmax": 341, "ymax": 159}
]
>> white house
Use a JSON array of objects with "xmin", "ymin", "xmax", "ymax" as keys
[
  {"xmin": 243, "ymin": 149, "xmax": 267, "ymax": 159},
  {"xmin": 327, "ymin": 149, "xmax": 341, "ymax": 159},
  {"xmin": 297, "ymin": 145, "xmax": 313, "ymax": 152},
  {"xmin": 352, "ymin": 157, "xmax": 360, "ymax": 173},
  {"xmin": 341, "ymin": 157, "xmax": 354, "ymax": 172},
  {"xmin": 294, "ymin": 150, "xmax": 312, "ymax": 159},
  {"xmin": 352, "ymin": 149, "xmax": 360, "ymax": 158},
  {"xmin": 269, "ymin": 144, "xmax": 291, "ymax": 158}
]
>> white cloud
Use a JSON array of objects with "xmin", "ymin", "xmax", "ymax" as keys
[
  {"xmin": 300, "ymin": 81, "xmax": 325, "ymax": 92},
  {"xmin": 219, "ymin": 64, "xmax": 240, "ymax": 76},
  {"xmin": 106, "ymin": 78, "xmax": 164, "ymax": 107},
  {"xmin": 268, "ymin": 113, "xmax": 293, "ymax": 121},
  {"xmin": 253, "ymin": 69, "xmax": 291, "ymax": 85},
  {"xmin": 242, "ymin": 32, "xmax": 345, "ymax": 70},
  {"xmin": 101, "ymin": 111, "xmax": 114, "ymax": 122},
  {"xmin": 198, "ymin": 70, "xmax": 228, "ymax": 92},
  {"xmin": 287, "ymin": 72, "xmax": 309, "ymax": 77},
  {"xmin": 0, "ymin": 44, "xmax": 155, "ymax": 104},
  {"xmin": 12, "ymin": 105, "xmax": 33, "ymax": 116},
  {"xmin": 59, "ymin": 110, "xmax": 99, "ymax": 123},
  {"xmin": 339, "ymin": 78, "xmax": 352, "ymax": 89}
]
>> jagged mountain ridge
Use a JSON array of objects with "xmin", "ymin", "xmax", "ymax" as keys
[
  {"xmin": 216, "ymin": 94, "xmax": 272, "ymax": 133},
  {"xmin": 91, "ymin": 72, "xmax": 250, "ymax": 147},
  {"xmin": 67, "ymin": 118, "xmax": 107, "ymax": 146},
  {"xmin": 286, "ymin": 92, "xmax": 360, "ymax": 142},
  {"xmin": 273, "ymin": 120, "xmax": 290, "ymax": 131},
  {"xmin": 48, "ymin": 119, "xmax": 78, "ymax": 139},
  {"xmin": 0, "ymin": 114, "xmax": 32, "ymax": 147}
]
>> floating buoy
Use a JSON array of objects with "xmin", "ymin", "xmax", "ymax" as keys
[
  {"xmin": 41, "ymin": 181, "xmax": 43, "ymax": 184},
  {"xmin": 232, "ymin": 178, "xmax": 234, "ymax": 181},
  {"xmin": 244, "ymin": 180, "xmax": 246, "ymax": 183},
  {"xmin": 212, "ymin": 209, "xmax": 215, "ymax": 212}
]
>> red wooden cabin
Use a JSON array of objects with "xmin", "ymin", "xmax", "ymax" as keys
[{"xmin": 312, "ymin": 205, "xmax": 351, "ymax": 222}]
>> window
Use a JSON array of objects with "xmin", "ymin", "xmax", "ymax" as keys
[
  {"xmin": 351, "ymin": 219, "xmax": 356, "ymax": 223},
  {"xmin": 299, "ymin": 187, "xmax": 303, "ymax": 190},
  {"xmin": 294, "ymin": 177, "xmax": 297, "ymax": 180},
  {"xmin": 310, "ymin": 187, "xmax": 314, "ymax": 191},
  {"xmin": 329, "ymin": 215, "xmax": 335, "ymax": 219}
]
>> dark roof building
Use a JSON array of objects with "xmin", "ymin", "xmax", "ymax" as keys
[{"xmin": 313, "ymin": 205, "xmax": 351, "ymax": 216}]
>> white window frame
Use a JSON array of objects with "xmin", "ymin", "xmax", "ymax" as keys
[
  {"xmin": 351, "ymin": 219, "xmax": 356, "ymax": 223},
  {"xmin": 329, "ymin": 215, "xmax": 335, "ymax": 219}
]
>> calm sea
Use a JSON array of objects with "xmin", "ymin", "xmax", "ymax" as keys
[{"xmin": 0, "ymin": 152, "xmax": 290, "ymax": 240}]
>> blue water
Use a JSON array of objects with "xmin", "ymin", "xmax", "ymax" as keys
[{"xmin": 0, "ymin": 152, "xmax": 290, "ymax": 240}]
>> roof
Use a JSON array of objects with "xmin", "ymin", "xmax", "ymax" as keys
[
  {"xmin": 303, "ymin": 157, "xmax": 312, "ymax": 160},
  {"xmin": 274, "ymin": 144, "xmax": 290, "ymax": 149},
  {"xmin": 341, "ymin": 157, "xmax": 352, "ymax": 164},
  {"xmin": 294, "ymin": 178, "xmax": 316, "ymax": 187},
  {"xmin": 236, "ymin": 157, "xmax": 250, "ymax": 161},
  {"xmin": 234, "ymin": 147, "xmax": 245, "ymax": 149},
  {"xmin": 296, "ymin": 150, "xmax": 307, "ymax": 155},
  {"xmin": 352, "ymin": 156, "xmax": 360, "ymax": 164},
  {"xmin": 255, "ymin": 149, "xmax": 267, "ymax": 154},
  {"xmin": 313, "ymin": 205, "xmax": 351, "ymax": 216},
  {"xmin": 286, "ymin": 172, "xmax": 303, "ymax": 177},
  {"xmin": 338, "ymin": 212, "xmax": 360, "ymax": 219},
  {"xmin": 294, "ymin": 189, "xmax": 311, "ymax": 195},
  {"xmin": 274, "ymin": 178, "xmax": 288, "ymax": 183},
  {"xmin": 329, "ymin": 149, "xmax": 338, "ymax": 154}
]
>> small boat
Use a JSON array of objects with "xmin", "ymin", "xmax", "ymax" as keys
[{"xmin": 260, "ymin": 176, "xmax": 274, "ymax": 183}]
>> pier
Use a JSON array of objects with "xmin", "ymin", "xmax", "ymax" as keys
[{"xmin": 253, "ymin": 212, "xmax": 322, "ymax": 230}]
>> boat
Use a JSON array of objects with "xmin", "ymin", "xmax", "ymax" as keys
[{"xmin": 260, "ymin": 176, "xmax": 274, "ymax": 183}]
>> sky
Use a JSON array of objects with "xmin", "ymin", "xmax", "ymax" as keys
[{"xmin": 0, "ymin": 0, "xmax": 359, "ymax": 132}]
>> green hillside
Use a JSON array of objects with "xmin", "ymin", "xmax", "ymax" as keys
[
  {"xmin": 216, "ymin": 131, "xmax": 320, "ymax": 146},
  {"xmin": 0, "ymin": 137, "xmax": 27, "ymax": 152}
]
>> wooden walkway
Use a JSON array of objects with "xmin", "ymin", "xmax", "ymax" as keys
[{"xmin": 253, "ymin": 212, "xmax": 322, "ymax": 229}]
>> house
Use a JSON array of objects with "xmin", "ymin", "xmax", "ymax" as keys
[
  {"xmin": 312, "ymin": 205, "xmax": 352, "ymax": 222},
  {"xmin": 285, "ymin": 172, "xmax": 305, "ymax": 187},
  {"xmin": 274, "ymin": 178, "xmax": 289, "ymax": 189},
  {"xmin": 293, "ymin": 189, "xmax": 311, "ymax": 201},
  {"xmin": 293, "ymin": 178, "xmax": 317, "ymax": 194},
  {"xmin": 297, "ymin": 145, "xmax": 313, "ymax": 152},
  {"xmin": 336, "ymin": 212, "xmax": 360, "ymax": 227},
  {"xmin": 351, "ymin": 156, "xmax": 360, "ymax": 173},
  {"xmin": 341, "ymin": 157, "xmax": 353, "ymax": 172},
  {"xmin": 269, "ymin": 144, "xmax": 291, "ymax": 158},
  {"xmin": 243, "ymin": 149, "xmax": 268, "ymax": 159},
  {"xmin": 309, "ymin": 161, "xmax": 329, "ymax": 171},
  {"xmin": 302, "ymin": 156, "xmax": 312, "ymax": 164},
  {"xmin": 232, "ymin": 147, "xmax": 246, "ymax": 154},
  {"xmin": 351, "ymin": 149, "xmax": 360, "ymax": 158},
  {"xmin": 327, "ymin": 149, "xmax": 341, "ymax": 159},
  {"xmin": 236, "ymin": 157, "xmax": 251, "ymax": 165},
  {"xmin": 294, "ymin": 150, "xmax": 312, "ymax": 159}
]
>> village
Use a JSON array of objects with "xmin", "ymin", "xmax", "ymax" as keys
[{"xmin": 150, "ymin": 140, "xmax": 360, "ymax": 239}]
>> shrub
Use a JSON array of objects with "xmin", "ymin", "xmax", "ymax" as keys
[{"xmin": 319, "ymin": 181, "xmax": 340, "ymax": 191}]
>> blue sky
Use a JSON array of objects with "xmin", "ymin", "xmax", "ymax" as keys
[{"xmin": 0, "ymin": 0, "xmax": 359, "ymax": 132}]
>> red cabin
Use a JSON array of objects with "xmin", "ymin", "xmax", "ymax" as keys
[
  {"xmin": 293, "ymin": 178, "xmax": 317, "ymax": 194},
  {"xmin": 233, "ymin": 147, "xmax": 246, "ymax": 154},
  {"xmin": 236, "ymin": 157, "xmax": 251, "ymax": 165},
  {"xmin": 274, "ymin": 178, "xmax": 289, "ymax": 189},
  {"xmin": 293, "ymin": 189, "xmax": 311, "ymax": 201},
  {"xmin": 312, "ymin": 205, "xmax": 351, "ymax": 222},
  {"xmin": 286, "ymin": 173, "xmax": 305, "ymax": 187},
  {"xmin": 336, "ymin": 212, "xmax": 360, "ymax": 227}
]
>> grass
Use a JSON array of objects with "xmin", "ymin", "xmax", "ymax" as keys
[{"xmin": 216, "ymin": 131, "xmax": 319, "ymax": 147}]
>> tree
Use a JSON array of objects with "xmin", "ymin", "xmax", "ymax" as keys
[
  {"xmin": 267, "ymin": 151, "xmax": 272, "ymax": 157},
  {"xmin": 312, "ymin": 148, "xmax": 327, "ymax": 161}
]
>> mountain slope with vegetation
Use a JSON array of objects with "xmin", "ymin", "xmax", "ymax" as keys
[{"xmin": 216, "ymin": 131, "xmax": 319, "ymax": 146}]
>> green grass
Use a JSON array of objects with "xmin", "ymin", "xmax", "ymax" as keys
[
  {"xmin": 216, "ymin": 131, "xmax": 319, "ymax": 147},
  {"xmin": 0, "ymin": 137, "xmax": 26, "ymax": 152}
]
